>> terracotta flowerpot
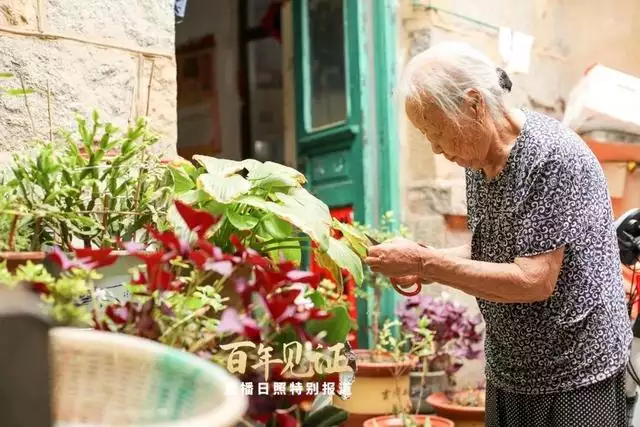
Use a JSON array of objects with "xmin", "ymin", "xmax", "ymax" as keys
[
  {"xmin": 427, "ymin": 392, "xmax": 485, "ymax": 427},
  {"xmin": 0, "ymin": 252, "xmax": 46, "ymax": 272},
  {"xmin": 409, "ymin": 370, "xmax": 448, "ymax": 413},
  {"xmin": 333, "ymin": 349, "xmax": 417, "ymax": 427},
  {"xmin": 363, "ymin": 414, "xmax": 454, "ymax": 427}
]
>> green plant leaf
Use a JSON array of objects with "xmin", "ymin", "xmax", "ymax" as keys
[
  {"xmin": 225, "ymin": 207, "xmax": 259, "ymax": 230},
  {"xmin": 307, "ymin": 290, "xmax": 327, "ymax": 309},
  {"xmin": 247, "ymin": 161, "xmax": 307, "ymax": 188},
  {"xmin": 306, "ymin": 305, "xmax": 353, "ymax": 345},
  {"xmin": 169, "ymin": 165, "xmax": 195, "ymax": 193},
  {"xmin": 5, "ymin": 88, "xmax": 33, "ymax": 96},
  {"xmin": 197, "ymin": 172, "xmax": 251, "ymax": 204},
  {"xmin": 313, "ymin": 247, "xmax": 343, "ymax": 293},
  {"xmin": 325, "ymin": 236, "xmax": 364, "ymax": 286},
  {"xmin": 303, "ymin": 405, "xmax": 349, "ymax": 427},
  {"xmin": 176, "ymin": 189, "xmax": 208, "ymax": 204},
  {"xmin": 193, "ymin": 155, "xmax": 261, "ymax": 176},
  {"xmin": 265, "ymin": 239, "xmax": 302, "ymax": 266},
  {"xmin": 260, "ymin": 213, "xmax": 293, "ymax": 239},
  {"xmin": 332, "ymin": 219, "xmax": 370, "ymax": 260},
  {"xmin": 237, "ymin": 194, "xmax": 331, "ymax": 251},
  {"xmin": 0, "ymin": 72, "xmax": 14, "ymax": 78}
]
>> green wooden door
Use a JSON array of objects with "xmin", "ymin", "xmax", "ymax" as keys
[
  {"xmin": 293, "ymin": 0, "xmax": 400, "ymax": 347},
  {"xmin": 293, "ymin": 0, "xmax": 365, "ymax": 216}
]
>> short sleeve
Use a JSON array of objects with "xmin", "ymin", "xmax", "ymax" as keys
[{"xmin": 514, "ymin": 159, "xmax": 590, "ymax": 257}]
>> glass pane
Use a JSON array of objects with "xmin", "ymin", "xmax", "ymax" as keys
[
  {"xmin": 248, "ymin": 38, "xmax": 284, "ymax": 163},
  {"xmin": 308, "ymin": 0, "xmax": 347, "ymax": 129}
]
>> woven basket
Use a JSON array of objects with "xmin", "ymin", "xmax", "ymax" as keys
[{"xmin": 50, "ymin": 328, "xmax": 247, "ymax": 427}]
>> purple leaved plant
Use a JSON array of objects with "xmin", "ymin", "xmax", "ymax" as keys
[{"xmin": 398, "ymin": 294, "xmax": 485, "ymax": 388}]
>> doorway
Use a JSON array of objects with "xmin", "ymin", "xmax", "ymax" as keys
[{"xmin": 174, "ymin": 0, "xmax": 286, "ymax": 163}]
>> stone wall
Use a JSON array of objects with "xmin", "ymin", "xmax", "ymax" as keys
[
  {"xmin": 0, "ymin": 0, "xmax": 177, "ymax": 157},
  {"xmin": 396, "ymin": 0, "xmax": 640, "ymax": 387}
]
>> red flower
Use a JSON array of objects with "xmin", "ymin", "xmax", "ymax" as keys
[
  {"xmin": 265, "ymin": 289, "xmax": 302, "ymax": 324},
  {"xmin": 217, "ymin": 309, "xmax": 262, "ymax": 342},
  {"xmin": 146, "ymin": 227, "xmax": 189, "ymax": 257},
  {"xmin": 73, "ymin": 248, "xmax": 118, "ymax": 269},
  {"xmin": 174, "ymin": 200, "xmax": 218, "ymax": 238}
]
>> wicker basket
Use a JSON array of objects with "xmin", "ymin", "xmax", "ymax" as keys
[{"xmin": 50, "ymin": 328, "xmax": 247, "ymax": 427}]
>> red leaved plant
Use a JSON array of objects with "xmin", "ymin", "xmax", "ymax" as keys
[{"xmin": 46, "ymin": 200, "xmax": 351, "ymax": 426}]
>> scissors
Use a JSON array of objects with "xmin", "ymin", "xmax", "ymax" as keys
[{"xmin": 364, "ymin": 234, "xmax": 422, "ymax": 297}]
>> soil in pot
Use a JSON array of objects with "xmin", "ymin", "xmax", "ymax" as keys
[
  {"xmin": 409, "ymin": 370, "xmax": 448, "ymax": 414},
  {"xmin": 333, "ymin": 349, "xmax": 417, "ymax": 427},
  {"xmin": 363, "ymin": 414, "xmax": 454, "ymax": 427},
  {"xmin": 427, "ymin": 391, "xmax": 486, "ymax": 427}
]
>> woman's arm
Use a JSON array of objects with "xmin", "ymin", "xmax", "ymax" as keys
[
  {"xmin": 418, "ymin": 246, "xmax": 564, "ymax": 303},
  {"xmin": 434, "ymin": 244, "xmax": 471, "ymax": 260}
]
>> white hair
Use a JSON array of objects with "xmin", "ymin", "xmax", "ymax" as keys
[{"xmin": 399, "ymin": 42, "xmax": 509, "ymax": 126}]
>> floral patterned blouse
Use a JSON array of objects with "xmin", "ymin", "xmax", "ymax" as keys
[{"xmin": 465, "ymin": 109, "xmax": 632, "ymax": 394}]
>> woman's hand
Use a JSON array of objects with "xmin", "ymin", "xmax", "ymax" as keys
[{"xmin": 365, "ymin": 237, "xmax": 431, "ymax": 279}]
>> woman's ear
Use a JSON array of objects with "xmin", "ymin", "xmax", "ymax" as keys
[{"xmin": 466, "ymin": 89, "xmax": 485, "ymax": 121}]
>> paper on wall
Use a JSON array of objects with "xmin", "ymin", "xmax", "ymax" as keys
[
  {"xmin": 498, "ymin": 27, "xmax": 535, "ymax": 74},
  {"xmin": 498, "ymin": 27, "xmax": 513, "ymax": 63}
]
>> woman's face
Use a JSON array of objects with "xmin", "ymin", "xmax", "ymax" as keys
[{"xmin": 405, "ymin": 96, "xmax": 492, "ymax": 169}]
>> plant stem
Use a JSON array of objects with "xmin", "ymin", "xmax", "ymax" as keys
[
  {"xmin": 371, "ymin": 275, "xmax": 381, "ymax": 360},
  {"xmin": 18, "ymin": 73, "xmax": 36, "ymax": 136},
  {"xmin": 7, "ymin": 214, "xmax": 18, "ymax": 251}
]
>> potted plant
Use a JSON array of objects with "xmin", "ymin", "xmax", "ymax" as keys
[
  {"xmin": 323, "ymin": 212, "xmax": 415, "ymax": 425},
  {"xmin": 168, "ymin": 156, "xmax": 364, "ymax": 294},
  {"xmin": 332, "ymin": 315, "xmax": 435, "ymax": 426},
  {"xmin": 398, "ymin": 294, "xmax": 484, "ymax": 414},
  {"xmin": 20, "ymin": 200, "xmax": 363, "ymax": 426},
  {"xmin": 0, "ymin": 112, "xmax": 173, "ymax": 267},
  {"xmin": 363, "ymin": 414, "xmax": 454, "ymax": 427},
  {"xmin": 425, "ymin": 386, "xmax": 486, "ymax": 427}
]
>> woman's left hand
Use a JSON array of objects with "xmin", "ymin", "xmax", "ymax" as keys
[{"xmin": 364, "ymin": 237, "xmax": 428, "ymax": 278}]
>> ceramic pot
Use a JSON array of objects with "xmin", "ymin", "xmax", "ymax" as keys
[
  {"xmin": 0, "ymin": 251, "xmax": 46, "ymax": 272},
  {"xmin": 427, "ymin": 392, "xmax": 485, "ymax": 427},
  {"xmin": 362, "ymin": 414, "xmax": 454, "ymax": 427},
  {"xmin": 409, "ymin": 370, "xmax": 448, "ymax": 413}
]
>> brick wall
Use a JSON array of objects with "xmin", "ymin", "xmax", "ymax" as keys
[{"xmin": 0, "ymin": 0, "xmax": 177, "ymax": 157}]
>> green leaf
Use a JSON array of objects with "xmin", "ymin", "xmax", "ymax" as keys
[
  {"xmin": 176, "ymin": 189, "xmax": 208, "ymax": 204},
  {"xmin": 225, "ymin": 207, "xmax": 259, "ymax": 230},
  {"xmin": 266, "ymin": 239, "xmax": 302, "ymax": 266},
  {"xmin": 0, "ymin": 72, "xmax": 14, "ymax": 78},
  {"xmin": 332, "ymin": 219, "xmax": 370, "ymax": 260},
  {"xmin": 6, "ymin": 88, "xmax": 33, "ymax": 96},
  {"xmin": 237, "ymin": 194, "xmax": 331, "ymax": 251},
  {"xmin": 247, "ymin": 161, "xmax": 306, "ymax": 188},
  {"xmin": 325, "ymin": 236, "xmax": 364, "ymax": 286},
  {"xmin": 307, "ymin": 290, "xmax": 327, "ymax": 309},
  {"xmin": 169, "ymin": 165, "xmax": 195, "ymax": 193},
  {"xmin": 197, "ymin": 172, "xmax": 251, "ymax": 204},
  {"xmin": 260, "ymin": 213, "xmax": 293, "ymax": 239},
  {"xmin": 303, "ymin": 405, "xmax": 349, "ymax": 427},
  {"xmin": 306, "ymin": 305, "xmax": 353, "ymax": 345},
  {"xmin": 193, "ymin": 155, "xmax": 261, "ymax": 176},
  {"xmin": 313, "ymin": 246, "xmax": 344, "ymax": 293}
]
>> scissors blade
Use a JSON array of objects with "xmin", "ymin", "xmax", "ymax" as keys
[{"xmin": 364, "ymin": 233, "xmax": 380, "ymax": 246}]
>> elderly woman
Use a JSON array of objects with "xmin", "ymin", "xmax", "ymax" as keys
[{"xmin": 365, "ymin": 42, "xmax": 632, "ymax": 426}]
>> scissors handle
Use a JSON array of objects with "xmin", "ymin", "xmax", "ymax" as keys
[{"xmin": 391, "ymin": 281, "xmax": 422, "ymax": 297}]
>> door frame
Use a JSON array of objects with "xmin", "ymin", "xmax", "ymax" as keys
[{"xmin": 287, "ymin": 0, "xmax": 401, "ymax": 348}]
